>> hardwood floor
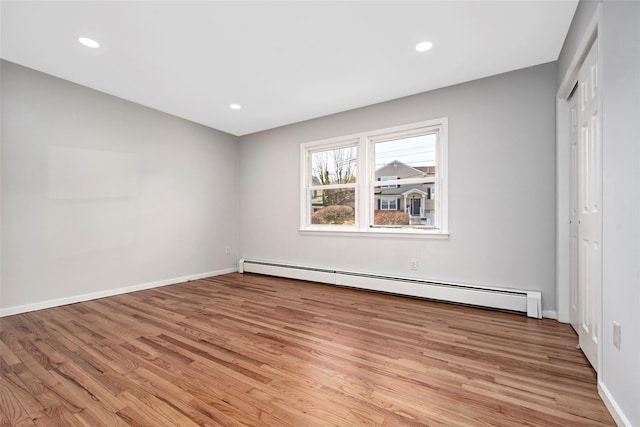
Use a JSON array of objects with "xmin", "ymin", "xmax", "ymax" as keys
[{"xmin": 0, "ymin": 273, "xmax": 614, "ymax": 426}]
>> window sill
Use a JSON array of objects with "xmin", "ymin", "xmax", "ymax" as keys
[{"xmin": 299, "ymin": 228, "xmax": 450, "ymax": 239}]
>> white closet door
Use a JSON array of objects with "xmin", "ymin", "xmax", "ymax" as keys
[
  {"xmin": 569, "ymin": 89, "xmax": 579, "ymax": 333},
  {"xmin": 576, "ymin": 39, "xmax": 601, "ymax": 370}
]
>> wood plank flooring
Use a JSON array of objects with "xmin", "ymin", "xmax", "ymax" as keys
[{"xmin": 0, "ymin": 273, "xmax": 614, "ymax": 426}]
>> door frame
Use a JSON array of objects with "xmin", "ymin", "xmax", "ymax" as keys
[{"xmin": 556, "ymin": 4, "xmax": 602, "ymax": 373}]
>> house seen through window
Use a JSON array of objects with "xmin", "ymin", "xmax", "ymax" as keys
[
  {"xmin": 373, "ymin": 134, "xmax": 436, "ymax": 227},
  {"xmin": 301, "ymin": 119, "xmax": 448, "ymax": 236}
]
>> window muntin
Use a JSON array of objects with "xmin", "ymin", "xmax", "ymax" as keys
[{"xmin": 301, "ymin": 119, "xmax": 447, "ymax": 236}]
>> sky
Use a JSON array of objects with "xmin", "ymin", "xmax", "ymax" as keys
[
  {"xmin": 375, "ymin": 134, "xmax": 435, "ymax": 168},
  {"xmin": 311, "ymin": 133, "xmax": 436, "ymax": 183}
]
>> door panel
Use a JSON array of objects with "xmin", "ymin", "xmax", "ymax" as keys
[
  {"xmin": 569, "ymin": 84, "xmax": 579, "ymax": 331},
  {"xmin": 411, "ymin": 199, "xmax": 420, "ymax": 216},
  {"xmin": 576, "ymin": 40, "xmax": 600, "ymax": 370}
]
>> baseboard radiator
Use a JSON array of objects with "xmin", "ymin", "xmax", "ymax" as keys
[{"xmin": 238, "ymin": 259, "xmax": 542, "ymax": 318}]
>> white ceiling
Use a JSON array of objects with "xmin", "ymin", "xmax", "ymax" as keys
[{"xmin": 1, "ymin": 1, "xmax": 577, "ymax": 136}]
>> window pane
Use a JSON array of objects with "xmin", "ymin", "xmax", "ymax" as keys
[
  {"xmin": 375, "ymin": 134, "xmax": 436, "ymax": 175},
  {"xmin": 302, "ymin": 119, "xmax": 446, "ymax": 234},
  {"xmin": 373, "ymin": 182, "xmax": 436, "ymax": 227},
  {"xmin": 311, "ymin": 146, "xmax": 357, "ymax": 186},
  {"xmin": 311, "ymin": 189, "xmax": 356, "ymax": 224},
  {"xmin": 379, "ymin": 198, "xmax": 397, "ymax": 210},
  {"xmin": 380, "ymin": 176, "xmax": 398, "ymax": 188}
]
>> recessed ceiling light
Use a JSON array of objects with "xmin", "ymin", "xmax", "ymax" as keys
[
  {"xmin": 78, "ymin": 37, "xmax": 100, "ymax": 48},
  {"xmin": 415, "ymin": 41, "xmax": 433, "ymax": 52},
  {"xmin": 229, "ymin": 104, "xmax": 242, "ymax": 110}
]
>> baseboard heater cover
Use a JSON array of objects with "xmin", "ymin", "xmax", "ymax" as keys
[{"xmin": 238, "ymin": 259, "xmax": 542, "ymax": 318}]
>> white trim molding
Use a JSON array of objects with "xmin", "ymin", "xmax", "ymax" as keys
[
  {"xmin": 557, "ymin": 4, "xmax": 600, "ymax": 99},
  {"xmin": 239, "ymin": 258, "xmax": 542, "ymax": 318},
  {"xmin": 0, "ymin": 267, "xmax": 237, "ymax": 317},
  {"xmin": 599, "ymin": 382, "xmax": 632, "ymax": 427}
]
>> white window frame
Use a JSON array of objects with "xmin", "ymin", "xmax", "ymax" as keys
[
  {"xmin": 301, "ymin": 138, "xmax": 359, "ymax": 231},
  {"xmin": 300, "ymin": 118, "xmax": 448, "ymax": 238}
]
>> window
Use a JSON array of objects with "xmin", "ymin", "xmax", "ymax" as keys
[
  {"xmin": 380, "ymin": 176, "xmax": 398, "ymax": 188},
  {"xmin": 300, "ymin": 118, "xmax": 448, "ymax": 237},
  {"xmin": 306, "ymin": 142, "xmax": 357, "ymax": 225},
  {"xmin": 380, "ymin": 198, "xmax": 398, "ymax": 210}
]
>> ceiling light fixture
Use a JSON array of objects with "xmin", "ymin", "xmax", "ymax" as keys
[
  {"xmin": 78, "ymin": 37, "xmax": 100, "ymax": 48},
  {"xmin": 415, "ymin": 41, "xmax": 433, "ymax": 52},
  {"xmin": 229, "ymin": 104, "xmax": 242, "ymax": 110}
]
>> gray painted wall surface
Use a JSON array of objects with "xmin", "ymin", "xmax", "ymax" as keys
[
  {"xmin": 1, "ymin": 60, "xmax": 240, "ymax": 310},
  {"xmin": 239, "ymin": 62, "xmax": 558, "ymax": 311},
  {"xmin": 599, "ymin": 3, "xmax": 640, "ymax": 425}
]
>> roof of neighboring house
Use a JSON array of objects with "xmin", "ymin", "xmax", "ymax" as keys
[
  {"xmin": 375, "ymin": 160, "xmax": 434, "ymax": 179},
  {"xmin": 415, "ymin": 166, "xmax": 436, "ymax": 176}
]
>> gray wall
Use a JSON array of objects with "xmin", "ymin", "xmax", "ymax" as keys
[
  {"xmin": 239, "ymin": 62, "xmax": 558, "ymax": 312},
  {"xmin": 1, "ymin": 60, "xmax": 240, "ymax": 311},
  {"xmin": 557, "ymin": 1, "xmax": 640, "ymax": 425},
  {"xmin": 600, "ymin": 2, "xmax": 640, "ymax": 425}
]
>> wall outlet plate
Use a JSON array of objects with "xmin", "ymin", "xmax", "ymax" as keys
[{"xmin": 613, "ymin": 321, "xmax": 621, "ymax": 350}]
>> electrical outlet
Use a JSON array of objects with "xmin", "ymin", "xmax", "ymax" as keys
[
  {"xmin": 613, "ymin": 321, "xmax": 621, "ymax": 349},
  {"xmin": 225, "ymin": 246, "xmax": 231, "ymax": 255},
  {"xmin": 410, "ymin": 259, "xmax": 418, "ymax": 270}
]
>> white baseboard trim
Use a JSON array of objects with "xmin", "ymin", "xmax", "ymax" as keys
[
  {"xmin": 542, "ymin": 310, "xmax": 558, "ymax": 319},
  {"xmin": 599, "ymin": 381, "xmax": 632, "ymax": 427},
  {"xmin": 0, "ymin": 267, "xmax": 237, "ymax": 317},
  {"xmin": 240, "ymin": 258, "xmax": 544, "ymax": 318},
  {"xmin": 186, "ymin": 268, "xmax": 237, "ymax": 281}
]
